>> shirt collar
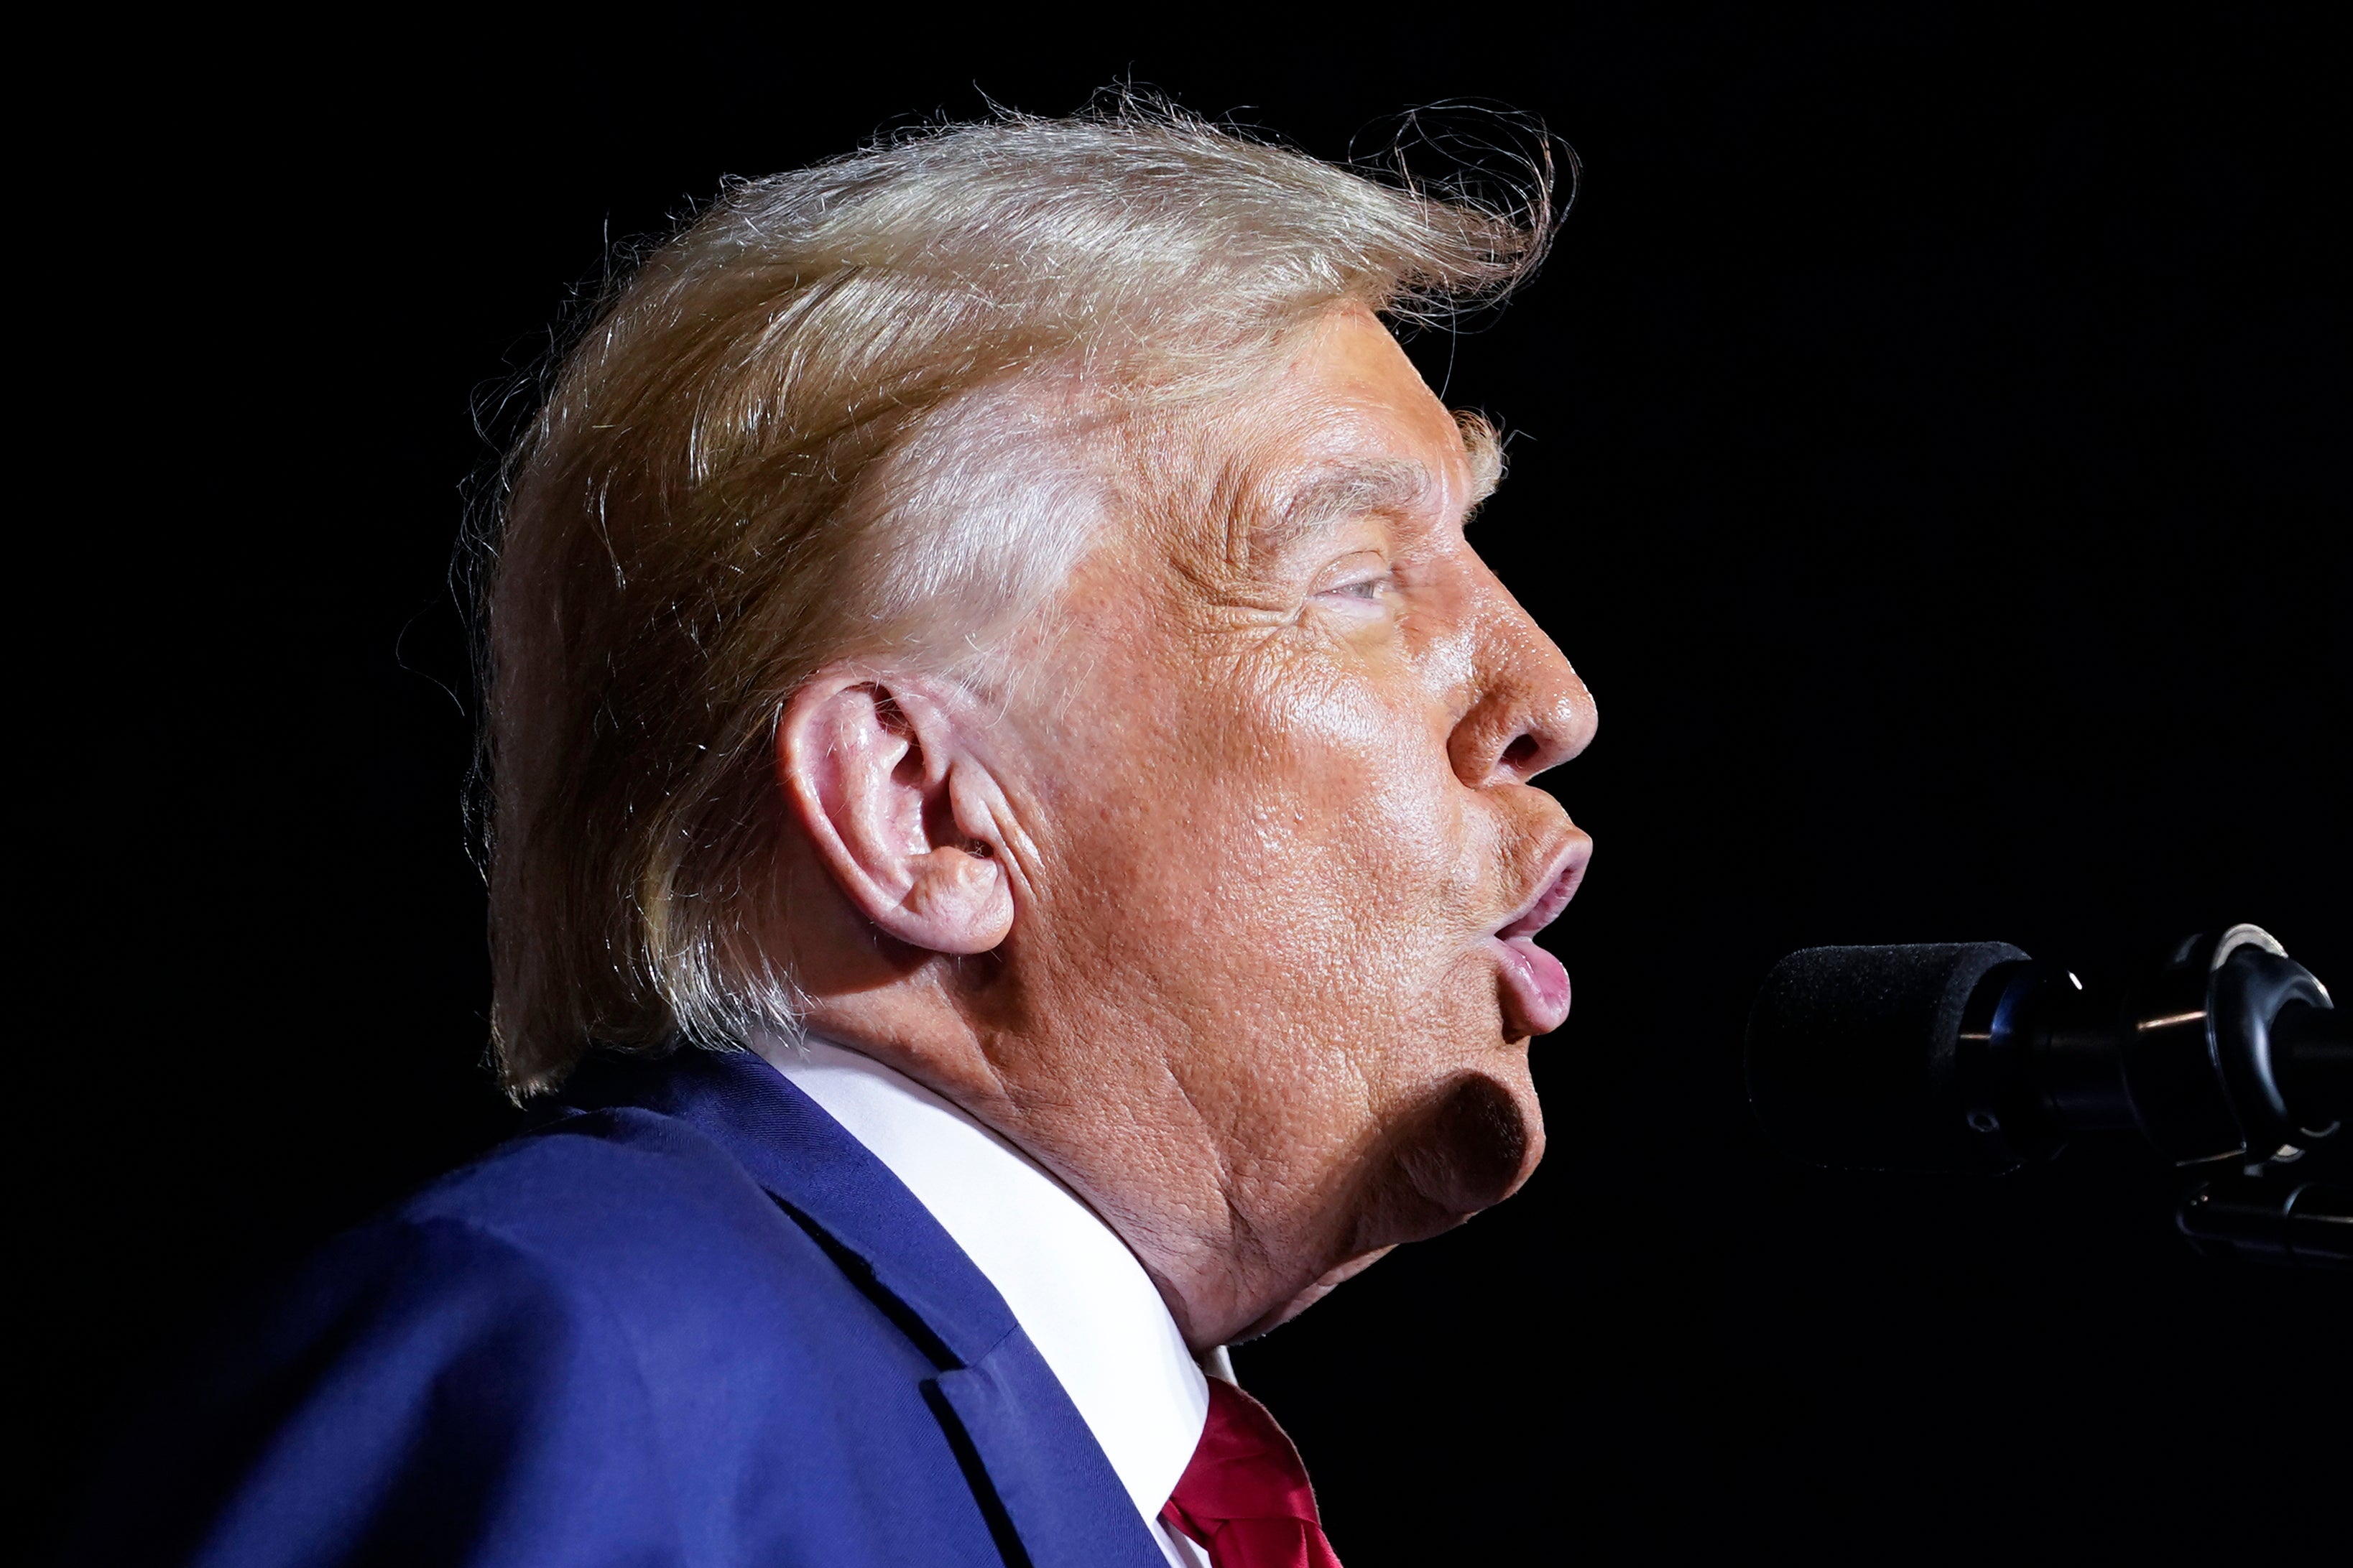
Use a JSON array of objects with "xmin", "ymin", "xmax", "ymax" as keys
[{"xmin": 764, "ymin": 1035, "xmax": 1211, "ymax": 1531}]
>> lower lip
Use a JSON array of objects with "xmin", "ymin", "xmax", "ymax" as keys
[{"xmin": 1490, "ymin": 935, "xmax": 1572, "ymax": 1036}]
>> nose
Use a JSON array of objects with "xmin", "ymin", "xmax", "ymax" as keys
[{"xmin": 1446, "ymin": 563, "xmax": 1596, "ymax": 789}]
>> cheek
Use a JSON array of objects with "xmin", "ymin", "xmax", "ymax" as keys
[
  {"xmin": 1014, "ymin": 623, "xmax": 1506, "ymax": 1087},
  {"xmin": 1240, "ymin": 655, "xmax": 1489, "ymax": 953},
  {"xmin": 1101, "ymin": 648, "xmax": 1490, "ymax": 1034}
]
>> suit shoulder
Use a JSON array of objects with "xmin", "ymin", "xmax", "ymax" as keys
[
  {"xmin": 402, "ymin": 1106, "xmax": 785, "ymax": 1263},
  {"xmin": 82, "ymin": 1108, "xmax": 965, "ymax": 1567},
  {"xmin": 382, "ymin": 1107, "xmax": 886, "ymax": 1359}
]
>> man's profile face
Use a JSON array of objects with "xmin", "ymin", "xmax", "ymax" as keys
[{"xmin": 971, "ymin": 306, "xmax": 1596, "ymax": 1342}]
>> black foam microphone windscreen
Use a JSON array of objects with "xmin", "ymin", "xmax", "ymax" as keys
[{"xmin": 1746, "ymin": 942, "xmax": 2027, "ymax": 1173}]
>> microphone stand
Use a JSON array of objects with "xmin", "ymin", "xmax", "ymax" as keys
[
  {"xmin": 1958, "ymin": 925, "xmax": 2350, "ymax": 1269},
  {"xmin": 2173, "ymin": 986, "xmax": 2350, "ymax": 1267}
]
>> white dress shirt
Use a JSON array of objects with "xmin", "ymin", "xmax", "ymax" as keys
[{"xmin": 767, "ymin": 1036, "xmax": 1214, "ymax": 1568}]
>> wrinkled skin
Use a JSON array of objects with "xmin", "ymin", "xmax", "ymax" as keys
[{"xmin": 762, "ymin": 306, "xmax": 1596, "ymax": 1349}]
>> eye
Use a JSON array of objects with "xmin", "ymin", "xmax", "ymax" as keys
[{"xmin": 1310, "ymin": 550, "xmax": 1395, "ymax": 609}]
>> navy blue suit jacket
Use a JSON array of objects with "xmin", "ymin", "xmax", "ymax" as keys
[{"xmin": 88, "ymin": 1049, "xmax": 1170, "ymax": 1568}]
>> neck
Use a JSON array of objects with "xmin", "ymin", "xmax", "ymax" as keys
[{"xmin": 783, "ymin": 999, "xmax": 1305, "ymax": 1347}]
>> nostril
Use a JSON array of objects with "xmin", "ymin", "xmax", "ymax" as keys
[{"xmin": 1500, "ymin": 733, "xmax": 1540, "ymax": 774}]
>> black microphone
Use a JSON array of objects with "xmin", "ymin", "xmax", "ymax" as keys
[{"xmin": 1745, "ymin": 924, "xmax": 2349, "ymax": 1268}]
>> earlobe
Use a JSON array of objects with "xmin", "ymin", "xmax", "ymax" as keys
[{"xmin": 777, "ymin": 672, "xmax": 1014, "ymax": 956}]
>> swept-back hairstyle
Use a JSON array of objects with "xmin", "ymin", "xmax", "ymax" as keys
[{"xmin": 479, "ymin": 101, "xmax": 1557, "ymax": 1093}]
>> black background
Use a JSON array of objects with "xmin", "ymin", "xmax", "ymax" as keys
[{"xmin": 37, "ymin": 4, "xmax": 2349, "ymax": 1560}]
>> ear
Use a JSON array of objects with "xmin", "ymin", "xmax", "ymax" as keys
[{"xmin": 775, "ymin": 671, "xmax": 1014, "ymax": 955}]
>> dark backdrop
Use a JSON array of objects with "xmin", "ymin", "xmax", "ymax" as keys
[{"xmin": 39, "ymin": 4, "xmax": 2348, "ymax": 1560}]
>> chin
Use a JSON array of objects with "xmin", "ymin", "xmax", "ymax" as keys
[
  {"xmin": 1230, "ymin": 1073, "xmax": 1541, "ymax": 1344},
  {"xmin": 1350, "ymin": 1068, "xmax": 1545, "ymax": 1257},
  {"xmin": 1408, "ymin": 1068, "xmax": 1543, "ymax": 1211}
]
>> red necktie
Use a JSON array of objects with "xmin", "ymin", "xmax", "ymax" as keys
[{"xmin": 1160, "ymin": 1378, "xmax": 1344, "ymax": 1568}]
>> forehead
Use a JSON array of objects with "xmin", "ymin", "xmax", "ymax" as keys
[
  {"xmin": 1216, "ymin": 310, "xmax": 1484, "ymax": 547},
  {"xmin": 1270, "ymin": 309, "xmax": 1464, "ymax": 463},
  {"xmin": 1098, "ymin": 308, "xmax": 1490, "ymax": 583}
]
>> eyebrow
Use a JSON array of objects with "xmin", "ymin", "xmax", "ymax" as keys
[{"xmin": 1252, "ymin": 458, "xmax": 1475, "ymax": 562}]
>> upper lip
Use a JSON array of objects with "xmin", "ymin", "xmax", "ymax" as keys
[{"xmin": 1493, "ymin": 835, "xmax": 1592, "ymax": 942}]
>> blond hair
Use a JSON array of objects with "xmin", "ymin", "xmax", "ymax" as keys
[{"xmin": 479, "ymin": 102, "xmax": 1556, "ymax": 1093}]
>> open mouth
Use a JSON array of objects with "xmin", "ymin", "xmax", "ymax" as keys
[{"xmin": 1486, "ymin": 841, "xmax": 1590, "ymax": 1039}]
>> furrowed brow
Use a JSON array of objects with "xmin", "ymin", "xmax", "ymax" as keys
[{"xmin": 1249, "ymin": 459, "xmax": 1438, "ymax": 562}]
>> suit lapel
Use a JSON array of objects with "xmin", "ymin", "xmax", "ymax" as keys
[{"xmin": 556, "ymin": 1049, "xmax": 1168, "ymax": 1568}]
